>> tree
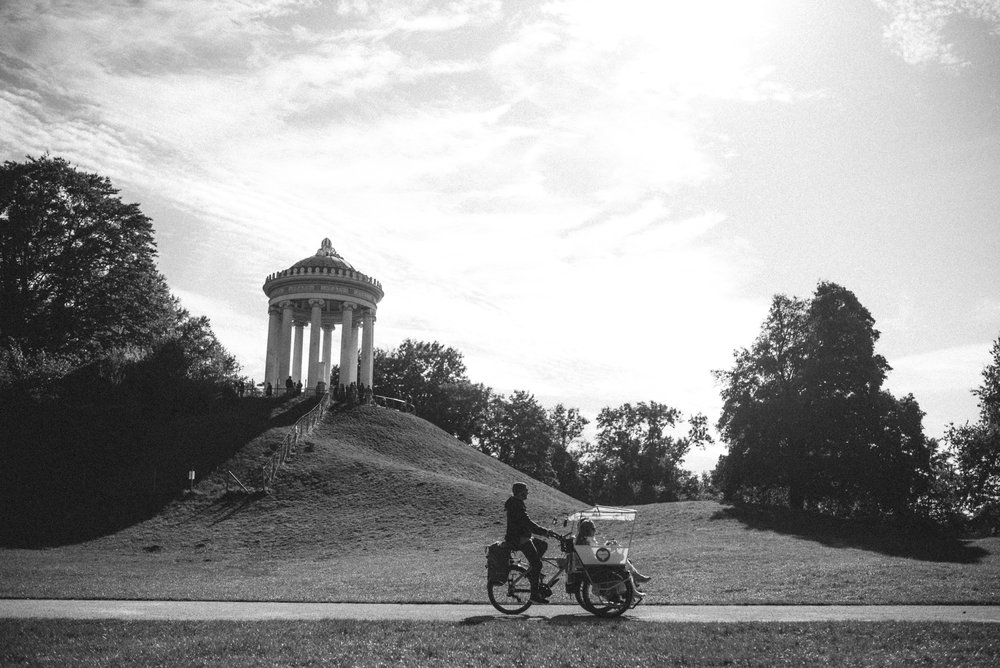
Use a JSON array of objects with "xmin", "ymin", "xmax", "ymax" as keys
[
  {"xmin": 714, "ymin": 294, "xmax": 808, "ymax": 505},
  {"xmin": 478, "ymin": 390, "xmax": 558, "ymax": 486},
  {"xmin": 0, "ymin": 156, "xmax": 241, "ymax": 403},
  {"xmin": 0, "ymin": 156, "xmax": 177, "ymax": 359},
  {"xmin": 373, "ymin": 339, "xmax": 491, "ymax": 442},
  {"xmin": 433, "ymin": 380, "xmax": 493, "ymax": 444},
  {"xmin": 548, "ymin": 404, "xmax": 588, "ymax": 499},
  {"xmin": 946, "ymin": 336, "xmax": 1000, "ymax": 533},
  {"xmin": 715, "ymin": 281, "xmax": 933, "ymax": 518},
  {"xmin": 580, "ymin": 401, "xmax": 709, "ymax": 505},
  {"xmin": 0, "ymin": 156, "xmax": 245, "ymax": 543}
]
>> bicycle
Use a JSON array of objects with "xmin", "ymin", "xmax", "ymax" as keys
[{"xmin": 486, "ymin": 505, "xmax": 643, "ymax": 618}]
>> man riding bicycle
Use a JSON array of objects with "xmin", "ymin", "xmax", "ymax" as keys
[{"xmin": 504, "ymin": 482, "xmax": 559, "ymax": 604}]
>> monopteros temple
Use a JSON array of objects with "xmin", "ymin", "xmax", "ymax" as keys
[{"xmin": 262, "ymin": 238, "xmax": 383, "ymax": 393}]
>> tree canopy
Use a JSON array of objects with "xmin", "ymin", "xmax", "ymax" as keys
[
  {"xmin": 579, "ymin": 402, "xmax": 711, "ymax": 505},
  {"xmin": 0, "ymin": 155, "xmax": 177, "ymax": 358},
  {"xmin": 946, "ymin": 336, "xmax": 1000, "ymax": 532},
  {"xmin": 373, "ymin": 339, "xmax": 492, "ymax": 442},
  {"xmin": 1, "ymin": 156, "xmax": 247, "ymax": 543},
  {"xmin": 478, "ymin": 390, "xmax": 559, "ymax": 486},
  {"xmin": 370, "ymin": 339, "xmax": 712, "ymax": 505},
  {"xmin": 714, "ymin": 282, "xmax": 932, "ymax": 518},
  {"xmin": 0, "ymin": 155, "xmax": 240, "ymax": 400}
]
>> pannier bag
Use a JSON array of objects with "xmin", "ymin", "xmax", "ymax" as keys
[{"xmin": 486, "ymin": 541, "xmax": 511, "ymax": 585}]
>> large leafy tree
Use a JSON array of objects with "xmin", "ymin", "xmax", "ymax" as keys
[
  {"xmin": 548, "ymin": 404, "xmax": 588, "ymax": 499},
  {"xmin": 715, "ymin": 281, "xmax": 933, "ymax": 517},
  {"xmin": 580, "ymin": 401, "xmax": 710, "ymax": 504},
  {"xmin": 0, "ymin": 156, "xmax": 245, "ymax": 544},
  {"xmin": 0, "ymin": 156, "xmax": 241, "ymax": 400},
  {"xmin": 946, "ymin": 336, "xmax": 1000, "ymax": 532},
  {"xmin": 478, "ymin": 390, "xmax": 558, "ymax": 485},
  {"xmin": 373, "ymin": 339, "xmax": 491, "ymax": 442},
  {"xmin": 0, "ymin": 156, "xmax": 176, "ymax": 358},
  {"xmin": 715, "ymin": 294, "xmax": 808, "ymax": 504}
]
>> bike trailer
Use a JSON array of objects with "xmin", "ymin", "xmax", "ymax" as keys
[
  {"xmin": 574, "ymin": 543, "xmax": 629, "ymax": 566},
  {"xmin": 567, "ymin": 505, "xmax": 637, "ymax": 563}
]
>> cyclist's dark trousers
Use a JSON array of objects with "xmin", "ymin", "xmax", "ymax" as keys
[{"xmin": 517, "ymin": 538, "xmax": 544, "ymax": 592}]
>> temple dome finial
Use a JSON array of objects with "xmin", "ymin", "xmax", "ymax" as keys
[
  {"xmin": 291, "ymin": 237, "xmax": 353, "ymax": 271},
  {"xmin": 317, "ymin": 238, "xmax": 336, "ymax": 257}
]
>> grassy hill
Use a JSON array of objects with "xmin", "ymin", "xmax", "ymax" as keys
[{"xmin": 1, "ymin": 402, "xmax": 998, "ymax": 604}]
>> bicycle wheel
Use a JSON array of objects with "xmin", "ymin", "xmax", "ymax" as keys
[
  {"xmin": 487, "ymin": 564, "xmax": 533, "ymax": 615},
  {"xmin": 579, "ymin": 572, "xmax": 633, "ymax": 618}
]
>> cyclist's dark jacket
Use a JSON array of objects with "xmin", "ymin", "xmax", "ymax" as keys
[{"xmin": 505, "ymin": 495, "xmax": 548, "ymax": 545}]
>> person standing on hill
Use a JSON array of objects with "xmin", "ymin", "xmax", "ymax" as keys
[{"xmin": 505, "ymin": 482, "xmax": 558, "ymax": 603}]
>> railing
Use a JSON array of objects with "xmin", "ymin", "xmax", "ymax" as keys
[
  {"xmin": 373, "ymin": 394, "xmax": 414, "ymax": 412},
  {"xmin": 259, "ymin": 390, "xmax": 414, "ymax": 491},
  {"xmin": 261, "ymin": 390, "xmax": 332, "ymax": 491}
]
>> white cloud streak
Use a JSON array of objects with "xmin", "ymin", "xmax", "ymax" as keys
[{"xmin": 873, "ymin": 0, "xmax": 1000, "ymax": 65}]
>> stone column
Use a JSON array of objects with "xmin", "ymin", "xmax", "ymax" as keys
[
  {"xmin": 322, "ymin": 323, "xmax": 335, "ymax": 386},
  {"xmin": 360, "ymin": 310, "xmax": 375, "ymax": 387},
  {"xmin": 307, "ymin": 299, "xmax": 324, "ymax": 390},
  {"xmin": 349, "ymin": 321, "xmax": 360, "ymax": 385},
  {"xmin": 277, "ymin": 300, "xmax": 294, "ymax": 387},
  {"xmin": 264, "ymin": 304, "xmax": 280, "ymax": 389},
  {"xmin": 292, "ymin": 321, "xmax": 305, "ymax": 383},
  {"xmin": 338, "ymin": 304, "xmax": 355, "ymax": 387}
]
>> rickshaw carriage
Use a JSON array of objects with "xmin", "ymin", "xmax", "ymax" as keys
[{"xmin": 486, "ymin": 505, "xmax": 644, "ymax": 618}]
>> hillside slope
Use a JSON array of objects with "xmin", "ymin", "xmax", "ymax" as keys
[{"xmin": 112, "ymin": 404, "xmax": 583, "ymax": 555}]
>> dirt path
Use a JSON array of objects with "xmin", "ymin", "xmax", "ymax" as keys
[{"xmin": 3, "ymin": 600, "xmax": 999, "ymax": 623}]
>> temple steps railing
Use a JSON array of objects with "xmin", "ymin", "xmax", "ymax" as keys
[
  {"xmin": 261, "ymin": 390, "xmax": 332, "ymax": 491},
  {"xmin": 259, "ymin": 391, "xmax": 413, "ymax": 491}
]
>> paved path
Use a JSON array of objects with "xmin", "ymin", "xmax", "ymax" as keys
[{"xmin": 3, "ymin": 600, "xmax": 999, "ymax": 623}]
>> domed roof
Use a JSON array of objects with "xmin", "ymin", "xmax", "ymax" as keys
[{"xmin": 291, "ymin": 238, "xmax": 354, "ymax": 271}]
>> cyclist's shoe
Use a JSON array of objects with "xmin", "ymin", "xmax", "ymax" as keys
[
  {"xmin": 632, "ymin": 572, "xmax": 651, "ymax": 583},
  {"xmin": 530, "ymin": 592, "xmax": 550, "ymax": 604}
]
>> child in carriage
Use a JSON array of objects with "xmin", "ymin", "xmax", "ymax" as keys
[{"xmin": 575, "ymin": 519, "xmax": 651, "ymax": 588}]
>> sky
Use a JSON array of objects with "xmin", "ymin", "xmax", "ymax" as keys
[{"xmin": 2, "ymin": 0, "xmax": 999, "ymax": 473}]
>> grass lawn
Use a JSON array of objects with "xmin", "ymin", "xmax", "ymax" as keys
[
  {"xmin": 2, "ymin": 499, "xmax": 996, "ymax": 604},
  {"xmin": 3, "ymin": 404, "xmax": 999, "ymax": 665},
  {"xmin": 2, "ymin": 406, "xmax": 998, "ymax": 604},
  {"xmin": 3, "ymin": 619, "xmax": 1000, "ymax": 667}
]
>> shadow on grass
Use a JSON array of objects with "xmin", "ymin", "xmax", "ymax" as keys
[
  {"xmin": 464, "ymin": 612, "xmax": 634, "ymax": 625},
  {"xmin": 206, "ymin": 490, "xmax": 269, "ymax": 525},
  {"xmin": 543, "ymin": 613, "xmax": 634, "ymax": 625},
  {"xmin": 712, "ymin": 504, "xmax": 990, "ymax": 564},
  {"xmin": 0, "ymin": 395, "xmax": 321, "ymax": 548}
]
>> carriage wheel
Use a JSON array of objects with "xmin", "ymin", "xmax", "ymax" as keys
[
  {"xmin": 487, "ymin": 564, "xmax": 533, "ymax": 615},
  {"xmin": 579, "ymin": 573, "xmax": 633, "ymax": 617}
]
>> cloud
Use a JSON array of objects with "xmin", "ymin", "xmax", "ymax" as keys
[
  {"xmin": 973, "ymin": 297, "xmax": 1000, "ymax": 324},
  {"xmin": 888, "ymin": 342, "xmax": 991, "ymax": 394},
  {"xmin": 171, "ymin": 287, "xmax": 267, "ymax": 380},
  {"xmin": 884, "ymin": 341, "xmax": 991, "ymax": 434},
  {"xmin": 0, "ymin": 0, "xmax": 803, "ymax": 464},
  {"xmin": 873, "ymin": 0, "xmax": 1000, "ymax": 65}
]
